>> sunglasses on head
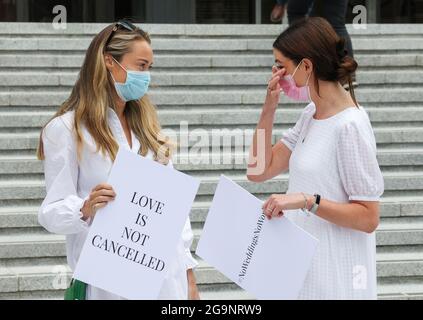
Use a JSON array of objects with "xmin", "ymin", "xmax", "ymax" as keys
[
  {"xmin": 105, "ymin": 19, "xmax": 143, "ymax": 47},
  {"xmin": 115, "ymin": 20, "xmax": 137, "ymax": 32}
]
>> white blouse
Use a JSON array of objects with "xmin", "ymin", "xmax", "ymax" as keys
[
  {"xmin": 38, "ymin": 107, "xmax": 198, "ymax": 300},
  {"xmin": 281, "ymin": 102, "xmax": 384, "ymax": 299}
]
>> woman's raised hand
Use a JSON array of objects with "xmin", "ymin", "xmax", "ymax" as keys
[{"xmin": 264, "ymin": 66, "xmax": 285, "ymax": 111}]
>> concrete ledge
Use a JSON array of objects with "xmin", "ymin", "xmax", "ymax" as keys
[
  {"xmin": 0, "ymin": 23, "xmax": 423, "ymax": 36},
  {"xmin": 1, "ymin": 171, "xmax": 423, "ymax": 200}
]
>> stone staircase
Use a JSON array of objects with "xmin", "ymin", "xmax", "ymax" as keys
[{"xmin": 0, "ymin": 23, "xmax": 423, "ymax": 300}]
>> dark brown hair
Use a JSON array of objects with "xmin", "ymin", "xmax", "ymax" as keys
[{"xmin": 273, "ymin": 17, "xmax": 358, "ymax": 106}]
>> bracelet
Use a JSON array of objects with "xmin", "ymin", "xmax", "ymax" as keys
[{"xmin": 300, "ymin": 192, "xmax": 310, "ymax": 216}]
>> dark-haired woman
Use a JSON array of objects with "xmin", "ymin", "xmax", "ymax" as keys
[{"xmin": 247, "ymin": 17, "xmax": 384, "ymax": 299}]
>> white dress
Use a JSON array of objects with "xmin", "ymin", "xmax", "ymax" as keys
[
  {"xmin": 280, "ymin": 102, "xmax": 384, "ymax": 300},
  {"xmin": 38, "ymin": 107, "xmax": 198, "ymax": 300}
]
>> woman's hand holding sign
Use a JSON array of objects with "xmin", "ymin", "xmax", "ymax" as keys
[
  {"xmin": 81, "ymin": 183, "xmax": 116, "ymax": 220},
  {"xmin": 262, "ymin": 193, "xmax": 315, "ymax": 220}
]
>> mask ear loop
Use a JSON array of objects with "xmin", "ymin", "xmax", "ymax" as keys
[
  {"xmin": 109, "ymin": 70, "xmax": 117, "ymax": 82},
  {"xmin": 112, "ymin": 56, "xmax": 127, "ymax": 72},
  {"xmin": 293, "ymin": 59, "xmax": 311, "ymax": 88},
  {"xmin": 305, "ymin": 68, "xmax": 312, "ymax": 102},
  {"xmin": 306, "ymin": 74, "xmax": 312, "ymax": 102},
  {"xmin": 109, "ymin": 56, "xmax": 128, "ymax": 85},
  {"xmin": 305, "ymin": 72, "xmax": 311, "ymax": 86},
  {"xmin": 108, "ymin": 57, "xmax": 128, "ymax": 102},
  {"xmin": 292, "ymin": 59, "xmax": 303, "ymax": 78}
]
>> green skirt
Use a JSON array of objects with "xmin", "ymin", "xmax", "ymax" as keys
[{"xmin": 64, "ymin": 279, "xmax": 87, "ymax": 300}]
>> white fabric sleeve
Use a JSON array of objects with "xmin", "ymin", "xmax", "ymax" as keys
[
  {"xmin": 181, "ymin": 216, "xmax": 199, "ymax": 270},
  {"xmin": 167, "ymin": 159, "xmax": 199, "ymax": 270},
  {"xmin": 38, "ymin": 116, "xmax": 90, "ymax": 235},
  {"xmin": 280, "ymin": 104, "xmax": 313, "ymax": 151},
  {"xmin": 336, "ymin": 121, "xmax": 384, "ymax": 201}
]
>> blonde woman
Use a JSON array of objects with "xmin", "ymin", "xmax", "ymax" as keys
[{"xmin": 37, "ymin": 20, "xmax": 200, "ymax": 300}]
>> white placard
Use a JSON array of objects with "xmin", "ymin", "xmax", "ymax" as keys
[
  {"xmin": 73, "ymin": 148, "xmax": 200, "ymax": 299},
  {"xmin": 196, "ymin": 175, "xmax": 319, "ymax": 300}
]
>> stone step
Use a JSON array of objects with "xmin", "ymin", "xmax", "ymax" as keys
[
  {"xmin": 193, "ymin": 250, "xmax": 423, "ymax": 283},
  {"xmin": 0, "ymin": 218, "xmax": 422, "ymax": 262},
  {"xmin": 1, "ymin": 249, "xmax": 423, "ymax": 298},
  {"xmin": 0, "ymin": 233, "xmax": 64, "ymax": 259},
  {"xmin": 191, "ymin": 196, "xmax": 423, "ymax": 221},
  {"xmin": 377, "ymin": 217, "xmax": 423, "ymax": 231},
  {"xmin": 0, "ymin": 283, "xmax": 421, "ymax": 300},
  {"xmin": 2, "ymin": 107, "xmax": 423, "ymax": 130},
  {"xmin": 1, "ymin": 23, "xmax": 422, "ymax": 36},
  {"xmin": 0, "ymin": 262, "xmax": 242, "ymax": 295},
  {"xmin": 1, "ymin": 195, "xmax": 423, "ymax": 230},
  {"xmin": 377, "ymin": 246, "xmax": 423, "ymax": 279},
  {"xmin": 377, "ymin": 277, "xmax": 423, "ymax": 300},
  {"xmin": 1, "ymin": 148, "xmax": 423, "ymax": 177},
  {"xmin": 1, "ymin": 36, "xmax": 423, "ymax": 53},
  {"xmin": 0, "ymin": 289, "xmax": 65, "ymax": 300},
  {"xmin": 191, "ymin": 221, "xmax": 423, "ymax": 249},
  {"xmin": 198, "ymin": 285, "xmax": 253, "ymax": 300},
  {"xmin": 0, "ymin": 256, "xmax": 68, "ymax": 268},
  {"xmin": 0, "ymin": 103, "xmax": 420, "ymax": 115},
  {"xmin": 3, "ymin": 171, "xmax": 423, "ymax": 202},
  {"xmin": 0, "ymin": 204, "xmax": 422, "ymax": 233},
  {"xmin": 376, "ymin": 226, "xmax": 423, "ymax": 247},
  {"xmin": 1, "ymin": 88, "xmax": 423, "ymax": 108},
  {"xmin": 0, "ymin": 257, "xmax": 243, "ymax": 300},
  {"xmin": 11, "ymin": 207, "xmax": 423, "ymax": 232},
  {"xmin": 0, "ymin": 54, "xmax": 422, "ymax": 70},
  {"xmin": 0, "ymin": 260, "xmax": 234, "ymax": 293},
  {"xmin": 2, "ymin": 128, "xmax": 423, "ymax": 153},
  {"xmin": 0, "ymin": 264, "xmax": 71, "ymax": 294},
  {"xmin": 1, "ymin": 70, "xmax": 423, "ymax": 88},
  {"xmin": 200, "ymin": 283, "xmax": 417, "ymax": 300}
]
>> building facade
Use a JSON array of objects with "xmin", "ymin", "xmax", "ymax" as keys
[{"xmin": 1, "ymin": 0, "xmax": 422, "ymax": 24}]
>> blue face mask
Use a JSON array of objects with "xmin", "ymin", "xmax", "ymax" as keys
[{"xmin": 111, "ymin": 57, "xmax": 151, "ymax": 102}]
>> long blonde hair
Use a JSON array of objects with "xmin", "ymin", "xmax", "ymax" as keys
[{"xmin": 36, "ymin": 23, "xmax": 173, "ymax": 164}]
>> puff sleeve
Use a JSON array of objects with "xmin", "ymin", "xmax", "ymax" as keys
[{"xmin": 336, "ymin": 120, "xmax": 384, "ymax": 201}]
